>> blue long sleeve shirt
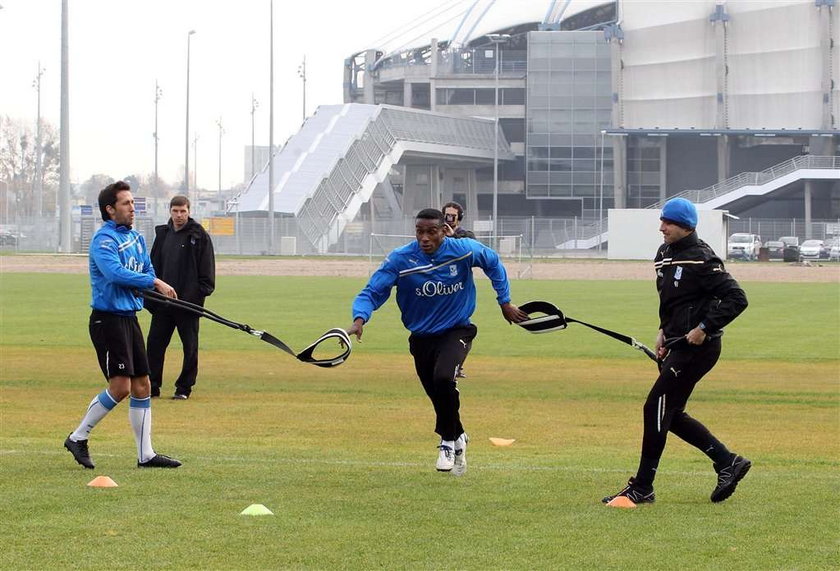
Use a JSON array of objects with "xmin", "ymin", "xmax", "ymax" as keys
[
  {"xmin": 89, "ymin": 220, "xmax": 156, "ymax": 315},
  {"xmin": 352, "ymin": 237, "xmax": 512, "ymax": 336}
]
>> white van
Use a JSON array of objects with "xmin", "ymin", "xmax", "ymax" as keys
[{"xmin": 727, "ymin": 233, "xmax": 762, "ymax": 261}]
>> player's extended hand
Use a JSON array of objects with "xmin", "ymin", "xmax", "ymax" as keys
[
  {"xmin": 153, "ymin": 278, "xmax": 178, "ymax": 299},
  {"xmin": 685, "ymin": 325, "xmax": 707, "ymax": 346},
  {"xmin": 655, "ymin": 329, "xmax": 667, "ymax": 359},
  {"xmin": 347, "ymin": 317, "xmax": 365, "ymax": 341},
  {"xmin": 500, "ymin": 302, "xmax": 528, "ymax": 324}
]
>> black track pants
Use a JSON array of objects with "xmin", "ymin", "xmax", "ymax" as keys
[
  {"xmin": 639, "ymin": 338, "xmax": 727, "ymax": 471},
  {"xmin": 147, "ymin": 309, "xmax": 201, "ymax": 396},
  {"xmin": 409, "ymin": 325, "xmax": 477, "ymax": 441}
]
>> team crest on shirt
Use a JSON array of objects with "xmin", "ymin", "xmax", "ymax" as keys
[{"xmin": 449, "ymin": 265, "xmax": 458, "ymax": 276}]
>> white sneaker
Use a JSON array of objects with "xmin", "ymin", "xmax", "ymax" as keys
[
  {"xmin": 436, "ymin": 442, "xmax": 455, "ymax": 472},
  {"xmin": 453, "ymin": 433, "xmax": 468, "ymax": 476}
]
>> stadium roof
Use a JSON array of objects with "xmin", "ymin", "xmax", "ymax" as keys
[{"xmin": 355, "ymin": 0, "xmax": 613, "ymax": 57}]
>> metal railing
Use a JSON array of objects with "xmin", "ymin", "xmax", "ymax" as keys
[
  {"xmin": 295, "ymin": 106, "xmax": 510, "ymax": 252},
  {"xmin": 563, "ymin": 155, "xmax": 840, "ymax": 247},
  {"xmin": 647, "ymin": 155, "xmax": 840, "ymax": 209}
]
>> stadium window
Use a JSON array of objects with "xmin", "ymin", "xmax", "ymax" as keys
[
  {"xmin": 475, "ymin": 89, "xmax": 495, "ymax": 105},
  {"xmin": 501, "ymin": 88, "xmax": 525, "ymax": 105}
]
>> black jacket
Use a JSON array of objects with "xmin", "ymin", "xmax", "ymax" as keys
[
  {"xmin": 453, "ymin": 227, "xmax": 476, "ymax": 239},
  {"xmin": 654, "ymin": 232, "xmax": 747, "ymax": 340},
  {"xmin": 149, "ymin": 217, "xmax": 215, "ymax": 308}
]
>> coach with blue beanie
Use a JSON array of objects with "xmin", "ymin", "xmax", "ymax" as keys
[{"xmin": 603, "ymin": 197, "xmax": 751, "ymax": 504}]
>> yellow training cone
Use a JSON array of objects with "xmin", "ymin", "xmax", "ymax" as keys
[
  {"xmin": 240, "ymin": 504, "xmax": 274, "ymax": 516},
  {"xmin": 489, "ymin": 437, "xmax": 516, "ymax": 446},
  {"xmin": 87, "ymin": 476, "xmax": 118, "ymax": 488},
  {"xmin": 606, "ymin": 496, "xmax": 637, "ymax": 509}
]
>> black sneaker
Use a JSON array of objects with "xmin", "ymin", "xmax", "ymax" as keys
[
  {"xmin": 711, "ymin": 455, "xmax": 751, "ymax": 503},
  {"xmin": 602, "ymin": 477, "xmax": 655, "ymax": 504},
  {"xmin": 172, "ymin": 393, "xmax": 189, "ymax": 400},
  {"xmin": 137, "ymin": 454, "xmax": 182, "ymax": 468},
  {"xmin": 64, "ymin": 434, "xmax": 94, "ymax": 469}
]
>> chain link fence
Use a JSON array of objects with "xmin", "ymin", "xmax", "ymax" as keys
[{"xmin": 2, "ymin": 213, "xmax": 837, "ymax": 258}]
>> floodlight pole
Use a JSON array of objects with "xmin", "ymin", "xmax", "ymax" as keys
[
  {"xmin": 268, "ymin": 0, "xmax": 275, "ymax": 254},
  {"xmin": 488, "ymin": 33, "xmax": 509, "ymax": 249},
  {"xmin": 58, "ymin": 0, "xmax": 72, "ymax": 253}
]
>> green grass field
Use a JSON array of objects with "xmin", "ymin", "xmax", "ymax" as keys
[{"xmin": 1, "ymin": 273, "xmax": 838, "ymax": 569}]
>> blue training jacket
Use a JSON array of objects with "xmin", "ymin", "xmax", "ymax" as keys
[
  {"xmin": 89, "ymin": 220, "xmax": 156, "ymax": 315},
  {"xmin": 352, "ymin": 237, "xmax": 511, "ymax": 336}
]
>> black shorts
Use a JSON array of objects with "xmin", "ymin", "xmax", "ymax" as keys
[{"xmin": 89, "ymin": 310, "xmax": 150, "ymax": 379}]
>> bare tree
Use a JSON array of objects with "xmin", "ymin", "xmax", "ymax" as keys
[
  {"xmin": 0, "ymin": 116, "xmax": 60, "ymax": 219},
  {"xmin": 79, "ymin": 174, "xmax": 115, "ymax": 206}
]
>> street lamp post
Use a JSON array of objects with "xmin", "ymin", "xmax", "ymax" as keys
[
  {"xmin": 598, "ymin": 130, "xmax": 605, "ymax": 253},
  {"xmin": 216, "ymin": 116, "xmax": 224, "ymax": 206},
  {"xmin": 184, "ymin": 29, "xmax": 196, "ymax": 195},
  {"xmin": 297, "ymin": 56, "xmax": 306, "ymax": 122},
  {"xmin": 250, "ymin": 94, "xmax": 259, "ymax": 180},
  {"xmin": 154, "ymin": 80, "xmax": 162, "ymax": 215},
  {"xmin": 33, "ymin": 62, "xmax": 45, "ymax": 218},
  {"xmin": 487, "ymin": 33, "xmax": 510, "ymax": 248},
  {"xmin": 193, "ymin": 132, "xmax": 199, "ymax": 192}
]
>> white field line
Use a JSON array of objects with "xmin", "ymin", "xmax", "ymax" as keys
[{"xmin": 1, "ymin": 448, "xmax": 836, "ymax": 480}]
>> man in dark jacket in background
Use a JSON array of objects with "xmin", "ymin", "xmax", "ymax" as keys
[
  {"xmin": 146, "ymin": 195, "xmax": 215, "ymax": 400},
  {"xmin": 603, "ymin": 198, "xmax": 750, "ymax": 505}
]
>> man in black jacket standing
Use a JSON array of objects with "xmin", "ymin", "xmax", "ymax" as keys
[
  {"xmin": 147, "ymin": 196, "xmax": 215, "ymax": 400},
  {"xmin": 603, "ymin": 198, "xmax": 751, "ymax": 505}
]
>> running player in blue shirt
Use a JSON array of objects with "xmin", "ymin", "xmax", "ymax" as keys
[{"xmin": 348, "ymin": 208, "xmax": 527, "ymax": 475}]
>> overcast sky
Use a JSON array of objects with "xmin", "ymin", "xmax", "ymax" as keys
[
  {"xmin": 0, "ymin": 0, "xmax": 456, "ymax": 190},
  {"xmin": 0, "ymin": 0, "xmax": 569, "ymax": 191}
]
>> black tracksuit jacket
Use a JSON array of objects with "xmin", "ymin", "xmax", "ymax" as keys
[
  {"xmin": 654, "ymin": 231, "xmax": 748, "ymax": 340},
  {"xmin": 148, "ymin": 218, "xmax": 215, "ymax": 307}
]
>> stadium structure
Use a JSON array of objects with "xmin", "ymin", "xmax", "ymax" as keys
[{"xmin": 233, "ymin": 0, "xmax": 839, "ymax": 254}]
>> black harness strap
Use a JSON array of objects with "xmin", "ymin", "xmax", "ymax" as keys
[
  {"xmin": 517, "ymin": 300, "xmax": 658, "ymax": 362},
  {"xmin": 141, "ymin": 289, "xmax": 350, "ymax": 367}
]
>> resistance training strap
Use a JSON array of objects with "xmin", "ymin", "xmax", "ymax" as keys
[
  {"xmin": 140, "ymin": 289, "xmax": 350, "ymax": 367},
  {"xmin": 517, "ymin": 300, "xmax": 657, "ymax": 362}
]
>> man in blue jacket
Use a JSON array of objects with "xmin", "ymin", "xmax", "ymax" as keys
[
  {"xmin": 348, "ymin": 208, "xmax": 527, "ymax": 475},
  {"xmin": 64, "ymin": 181, "xmax": 182, "ymax": 469}
]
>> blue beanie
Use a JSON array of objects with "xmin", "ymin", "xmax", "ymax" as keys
[{"xmin": 660, "ymin": 198, "xmax": 697, "ymax": 229}]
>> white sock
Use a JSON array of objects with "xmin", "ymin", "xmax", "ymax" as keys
[
  {"xmin": 70, "ymin": 389, "xmax": 118, "ymax": 441},
  {"xmin": 129, "ymin": 396, "xmax": 155, "ymax": 462},
  {"xmin": 455, "ymin": 433, "xmax": 467, "ymax": 451}
]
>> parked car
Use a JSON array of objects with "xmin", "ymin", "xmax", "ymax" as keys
[
  {"xmin": 764, "ymin": 240, "xmax": 785, "ymax": 260},
  {"xmin": 777, "ymin": 236, "xmax": 800, "ymax": 261},
  {"xmin": 0, "ymin": 230, "xmax": 18, "ymax": 246},
  {"xmin": 830, "ymin": 243, "xmax": 840, "ymax": 261},
  {"xmin": 822, "ymin": 237, "xmax": 839, "ymax": 259},
  {"xmin": 799, "ymin": 239, "xmax": 825, "ymax": 261},
  {"xmin": 727, "ymin": 233, "xmax": 762, "ymax": 260}
]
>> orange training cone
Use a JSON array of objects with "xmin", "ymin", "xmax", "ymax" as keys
[
  {"xmin": 87, "ymin": 476, "xmax": 118, "ymax": 488},
  {"xmin": 489, "ymin": 437, "xmax": 516, "ymax": 447},
  {"xmin": 606, "ymin": 496, "xmax": 636, "ymax": 508}
]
